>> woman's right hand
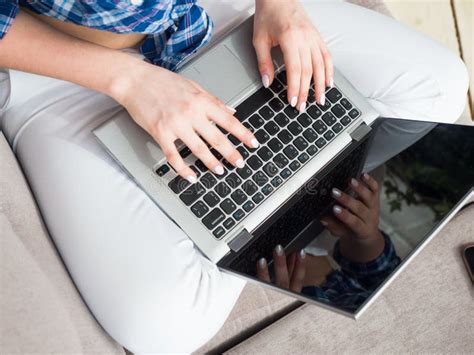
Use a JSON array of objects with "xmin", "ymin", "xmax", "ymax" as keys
[{"xmin": 112, "ymin": 60, "xmax": 259, "ymax": 183}]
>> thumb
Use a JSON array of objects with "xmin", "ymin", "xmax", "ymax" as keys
[{"xmin": 253, "ymin": 35, "xmax": 275, "ymax": 88}]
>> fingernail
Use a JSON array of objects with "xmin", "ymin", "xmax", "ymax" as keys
[
  {"xmin": 262, "ymin": 74, "xmax": 270, "ymax": 89},
  {"xmin": 251, "ymin": 138, "xmax": 260, "ymax": 148},
  {"xmin": 299, "ymin": 102, "xmax": 307, "ymax": 113},
  {"xmin": 363, "ymin": 173, "xmax": 370, "ymax": 181},
  {"xmin": 226, "ymin": 105, "xmax": 236, "ymax": 114},
  {"xmin": 214, "ymin": 165, "xmax": 224, "ymax": 175},
  {"xmin": 187, "ymin": 175, "xmax": 197, "ymax": 184},
  {"xmin": 299, "ymin": 249, "xmax": 306, "ymax": 259},
  {"xmin": 275, "ymin": 244, "xmax": 284, "ymax": 256},
  {"xmin": 290, "ymin": 96, "xmax": 297, "ymax": 107},
  {"xmin": 320, "ymin": 219, "xmax": 328, "ymax": 226},
  {"xmin": 329, "ymin": 77, "xmax": 334, "ymax": 88},
  {"xmin": 333, "ymin": 205, "xmax": 342, "ymax": 214},
  {"xmin": 351, "ymin": 178, "xmax": 359, "ymax": 187},
  {"xmin": 258, "ymin": 257, "xmax": 267, "ymax": 268},
  {"xmin": 332, "ymin": 188, "xmax": 341, "ymax": 198},
  {"xmin": 236, "ymin": 159, "xmax": 245, "ymax": 169},
  {"xmin": 320, "ymin": 93, "xmax": 326, "ymax": 106}
]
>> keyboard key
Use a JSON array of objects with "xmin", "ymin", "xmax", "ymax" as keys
[
  {"xmin": 312, "ymin": 119, "xmax": 328, "ymax": 134},
  {"xmin": 278, "ymin": 129, "xmax": 293, "ymax": 144},
  {"xmin": 277, "ymin": 70, "xmax": 287, "ymax": 85},
  {"xmin": 231, "ymin": 189, "xmax": 247, "ymax": 205},
  {"xmin": 195, "ymin": 159, "xmax": 207, "ymax": 172},
  {"xmin": 242, "ymin": 180, "xmax": 258, "ymax": 196},
  {"xmin": 168, "ymin": 175, "xmax": 190, "ymax": 194},
  {"xmin": 201, "ymin": 172, "xmax": 217, "ymax": 189},
  {"xmin": 228, "ymin": 133, "xmax": 240, "ymax": 145},
  {"xmin": 326, "ymin": 87, "xmax": 343, "ymax": 103},
  {"xmin": 213, "ymin": 226, "xmax": 225, "ymax": 238},
  {"xmin": 255, "ymin": 129, "xmax": 270, "ymax": 144},
  {"xmin": 237, "ymin": 145, "xmax": 249, "ymax": 159},
  {"xmin": 222, "ymin": 159, "xmax": 234, "ymax": 171},
  {"xmin": 315, "ymin": 137, "xmax": 327, "ymax": 148},
  {"xmin": 252, "ymin": 192, "xmax": 264, "ymax": 204},
  {"xmin": 297, "ymin": 113, "xmax": 312, "ymax": 127},
  {"xmin": 341, "ymin": 115, "xmax": 351, "ymax": 126},
  {"xmin": 308, "ymin": 89, "xmax": 316, "ymax": 103},
  {"xmin": 275, "ymin": 113, "xmax": 290, "ymax": 127},
  {"xmin": 223, "ymin": 217, "xmax": 236, "ymax": 229},
  {"xmin": 340, "ymin": 98, "xmax": 353, "ymax": 110},
  {"xmin": 269, "ymin": 97, "xmax": 285, "ymax": 112},
  {"xmin": 271, "ymin": 176, "xmax": 283, "ymax": 188},
  {"xmin": 270, "ymin": 78, "xmax": 284, "ymax": 93},
  {"xmin": 243, "ymin": 121, "xmax": 255, "ymax": 133},
  {"xmin": 262, "ymin": 184, "xmax": 274, "ymax": 196},
  {"xmin": 283, "ymin": 145, "xmax": 298, "ymax": 160},
  {"xmin": 280, "ymin": 168, "xmax": 292, "ymax": 179},
  {"xmin": 233, "ymin": 209, "xmax": 245, "ymax": 221},
  {"xmin": 249, "ymin": 114, "xmax": 265, "ymax": 129},
  {"xmin": 264, "ymin": 121, "xmax": 280, "ymax": 136},
  {"xmin": 156, "ymin": 164, "xmax": 170, "ymax": 177},
  {"xmin": 332, "ymin": 123, "xmax": 343, "ymax": 133},
  {"xmin": 257, "ymin": 146, "xmax": 273, "ymax": 161},
  {"xmin": 263, "ymin": 162, "xmax": 279, "ymax": 177},
  {"xmin": 225, "ymin": 173, "xmax": 242, "ymax": 189},
  {"xmin": 322, "ymin": 112, "xmax": 336, "ymax": 126},
  {"xmin": 259, "ymin": 105, "xmax": 274, "ymax": 120},
  {"xmin": 179, "ymin": 147, "xmax": 192, "ymax": 159},
  {"xmin": 284, "ymin": 106, "xmax": 299, "ymax": 119},
  {"xmin": 203, "ymin": 191, "xmax": 220, "ymax": 207},
  {"xmin": 190, "ymin": 166, "xmax": 201, "ymax": 178},
  {"xmin": 307, "ymin": 106, "xmax": 322, "ymax": 119},
  {"xmin": 235, "ymin": 87, "xmax": 273, "ymax": 121},
  {"xmin": 247, "ymin": 155, "xmax": 263, "ymax": 170},
  {"xmin": 191, "ymin": 201, "xmax": 209, "ymax": 218},
  {"xmin": 220, "ymin": 198, "xmax": 237, "ymax": 214},
  {"xmin": 303, "ymin": 128, "xmax": 318, "ymax": 143},
  {"xmin": 236, "ymin": 166, "xmax": 252, "ymax": 179},
  {"xmin": 293, "ymin": 137, "xmax": 309, "ymax": 151},
  {"xmin": 215, "ymin": 182, "xmax": 231, "ymax": 197},
  {"xmin": 307, "ymin": 145, "xmax": 318, "ymax": 156},
  {"xmin": 317, "ymin": 99, "xmax": 331, "ymax": 111},
  {"xmin": 211, "ymin": 148, "xmax": 223, "ymax": 160},
  {"xmin": 268, "ymin": 138, "xmax": 283, "ymax": 152},
  {"xmin": 273, "ymin": 153, "xmax": 289, "ymax": 169},
  {"xmin": 202, "ymin": 208, "xmax": 225, "ymax": 230},
  {"xmin": 349, "ymin": 108, "xmax": 360, "ymax": 119},
  {"xmin": 215, "ymin": 167, "xmax": 228, "ymax": 179},
  {"xmin": 253, "ymin": 171, "xmax": 269, "ymax": 186},
  {"xmin": 180, "ymin": 183, "xmax": 205, "ymax": 206},
  {"xmin": 289, "ymin": 160, "xmax": 301, "ymax": 171},
  {"xmin": 288, "ymin": 121, "xmax": 303, "ymax": 135},
  {"xmin": 278, "ymin": 90, "xmax": 288, "ymax": 103},
  {"xmin": 331, "ymin": 104, "xmax": 345, "ymax": 118},
  {"xmin": 324, "ymin": 130, "xmax": 335, "ymax": 141},
  {"xmin": 298, "ymin": 152, "xmax": 310, "ymax": 164},
  {"xmin": 243, "ymin": 200, "xmax": 255, "ymax": 213}
]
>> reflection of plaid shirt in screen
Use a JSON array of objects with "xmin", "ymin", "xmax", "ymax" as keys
[
  {"xmin": 302, "ymin": 233, "xmax": 401, "ymax": 312},
  {"xmin": 0, "ymin": 0, "xmax": 213, "ymax": 71}
]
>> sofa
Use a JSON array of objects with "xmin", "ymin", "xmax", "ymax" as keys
[{"xmin": 1, "ymin": 1, "xmax": 473, "ymax": 353}]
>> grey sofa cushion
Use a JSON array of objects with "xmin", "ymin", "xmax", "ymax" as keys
[{"xmin": 0, "ymin": 133, "xmax": 124, "ymax": 354}]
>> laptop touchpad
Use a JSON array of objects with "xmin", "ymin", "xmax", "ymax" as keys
[{"xmin": 182, "ymin": 45, "xmax": 259, "ymax": 103}]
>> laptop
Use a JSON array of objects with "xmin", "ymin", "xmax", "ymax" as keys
[{"xmin": 94, "ymin": 15, "xmax": 474, "ymax": 317}]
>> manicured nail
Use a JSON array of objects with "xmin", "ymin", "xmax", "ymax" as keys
[
  {"xmin": 258, "ymin": 257, "xmax": 267, "ymax": 268},
  {"xmin": 299, "ymin": 102, "xmax": 307, "ymax": 113},
  {"xmin": 214, "ymin": 165, "xmax": 224, "ymax": 175},
  {"xmin": 333, "ymin": 205, "xmax": 342, "ymax": 214},
  {"xmin": 290, "ymin": 96, "xmax": 297, "ymax": 107},
  {"xmin": 363, "ymin": 173, "xmax": 370, "ymax": 181},
  {"xmin": 332, "ymin": 188, "xmax": 341, "ymax": 198},
  {"xmin": 329, "ymin": 77, "xmax": 334, "ymax": 88},
  {"xmin": 320, "ymin": 93, "xmax": 326, "ymax": 106},
  {"xmin": 275, "ymin": 244, "xmax": 284, "ymax": 256},
  {"xmin": 251, "ymin": 138, "xmax": 260, "ymax": 148},
  {"xmin": 320, "ymin": 219, "xmax": 328, "ymax": 226},
  {"xmin": 187, "ymin": 175, "xmax": 197, "ymax": 184},
  {"xmin": 262, "ymin": 74, "xmax": 270, "ymax": 89},
  {"xmin": 351, "ymin": 178, "xmax": 359, "ymax": 187},
  {"xmin": 236, "ymin": 159, "xmax": 245, "ymax": 169},
  {"xmin": 299, "ymin": 249, "xmax": 306, "ymax": 259},
  {"xmin": 226, "ymin": 105, "xmax": 236, "ymax": 114}
]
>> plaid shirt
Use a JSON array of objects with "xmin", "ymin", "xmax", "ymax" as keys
[
  {"xmin": 302, "ymin": 232, "xmax": 401, "ymax": 312},
  {"xmin": 0, "ymin": 0, "xmax": 213, "ymax": 71}
]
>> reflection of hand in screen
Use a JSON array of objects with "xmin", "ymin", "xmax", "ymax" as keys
[
  {"xmin": 321, "ymin": 173, "xmax": 385, "ymax": 263},
  {"xmin": 256, "ymin": 246, "xmax": 306, "ymax": 293}
]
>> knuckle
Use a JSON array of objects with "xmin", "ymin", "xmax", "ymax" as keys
[{"xmin": 192, "ymin": 142, "xmax": 208, "ymax": 156}]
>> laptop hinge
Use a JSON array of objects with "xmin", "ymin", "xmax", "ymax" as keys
[
  {"xmin": 350, "ymin": 122, "xmax": 372, "ymax": 142},
  {"xmin": 228, "ymin": 228, "xmax": 253, "ymax": 253}
]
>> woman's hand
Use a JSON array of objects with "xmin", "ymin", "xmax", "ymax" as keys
[
  {"xmin": 253, "ymin": 0, "xmax": 333, "ymax": 112},
  {"xmin": 113, "ymin": 61, "xmax": 259, "ymax": 183}
]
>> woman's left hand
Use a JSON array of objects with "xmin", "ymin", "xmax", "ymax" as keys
[{"xmin": 253, "ymin": 0, "xmax": 333, "ymax": 112}]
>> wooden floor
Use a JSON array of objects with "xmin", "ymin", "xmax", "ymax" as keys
[{"xmin": 385, "ymin": 0, "xmax": 473, "ymax": 124}]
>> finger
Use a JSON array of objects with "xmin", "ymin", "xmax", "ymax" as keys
[
  {"xmin": 253, "ymin": 35, "xmax": 275, "ymax": 88},
  {"xmin": 178, "ymin": 128, "xmax": 224, "ymax": 175},
  {"xmin": 287, "ymin": 252, "xmax": 297, "ymax": 279},
  {"xmin": 320, "ymin": 42, "xmax": 334, "ymax": 88},
  {"xmin": 362, "ymin": 173, "xmax": 380, "ymax": 195},
  {"xmin": 157, "ymin": 135, "xmax": 197, "ymax": 183},
  {"xmin": 196, "ymin": 121, "xmax": 245, "ymax": 168},
  {"xmin": 273, "ymin": 245, "xmax": 290, "ymax": 288},
  {"xmin": 311, "ymin": 46, "xmax": 326, "ymax": 106},
  {"xmin": 280, "ymin": 40, "xmax": 301, "ymax": 107},
  {"xmin": 256, "ymin": 257, "xmax": 271, "ymax": 283},
  {"xmin": 332, "ymin": 188, "xmax": 370, "ymax": 221},
  {"xmin": 297, "ymin": 46, "xmax": 312, "ymax": 112},
  {"xmin": 333, "ymin": 204, "xmax": 368, "ymax": 237},
  {"xmin": 289, "ymin": 250, "xmax": 306, "ymax": 293},
  {"xmin": 349, "ymin": 178, "xmax": 376, "ymax": 208},
  {"xmin": 321, "ymin": 216, "xmax": 352, "ymax": 238}
]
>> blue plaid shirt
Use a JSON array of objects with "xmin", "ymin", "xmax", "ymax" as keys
[
  {"xmin": 302, "ymin": 232, "xmax": 401, "ymax": 312},
  {"xmin": 0, "ymin": 0, "xmax": 213, "ymax": 71}
]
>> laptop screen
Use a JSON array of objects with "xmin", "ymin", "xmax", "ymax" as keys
[{"xmin": 220, "ymin": 118, "xmax": 474, "ymax": 317}]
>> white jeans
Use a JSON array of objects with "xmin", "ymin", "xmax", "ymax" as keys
[{"xmin": 0, "ymin": 1, "xmax": 469, "ymax": 353}]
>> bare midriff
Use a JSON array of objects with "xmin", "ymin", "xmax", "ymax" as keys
[{"xmin": 23, "ymin": 7, "xmax": 147, "ymax": 49}]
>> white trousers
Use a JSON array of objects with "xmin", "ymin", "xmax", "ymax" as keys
[{"xmin": 0, "ymin": 1, "xmax": 469, "ymax": 353}]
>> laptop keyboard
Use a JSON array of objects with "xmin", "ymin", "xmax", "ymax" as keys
[{"xmin": 158, "ymin": 70, "xmax": 361, "ymax": 239}]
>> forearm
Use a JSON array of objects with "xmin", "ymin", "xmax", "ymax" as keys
[
  {"xmin": 0, "ymin": 11, "xmax": 143, "ymax": 100},
  {"xmin": 338, "ymin": 231, "xmax": 385, "ymax": 264}
]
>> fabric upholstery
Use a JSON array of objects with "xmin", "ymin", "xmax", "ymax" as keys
[
  {"xmin": 226, "ymin": 205, "xmax": 474, "ymax": 353},
  {"xmin": 0, "ymin": 133, "xmax": 125, "ymax": 354}
]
